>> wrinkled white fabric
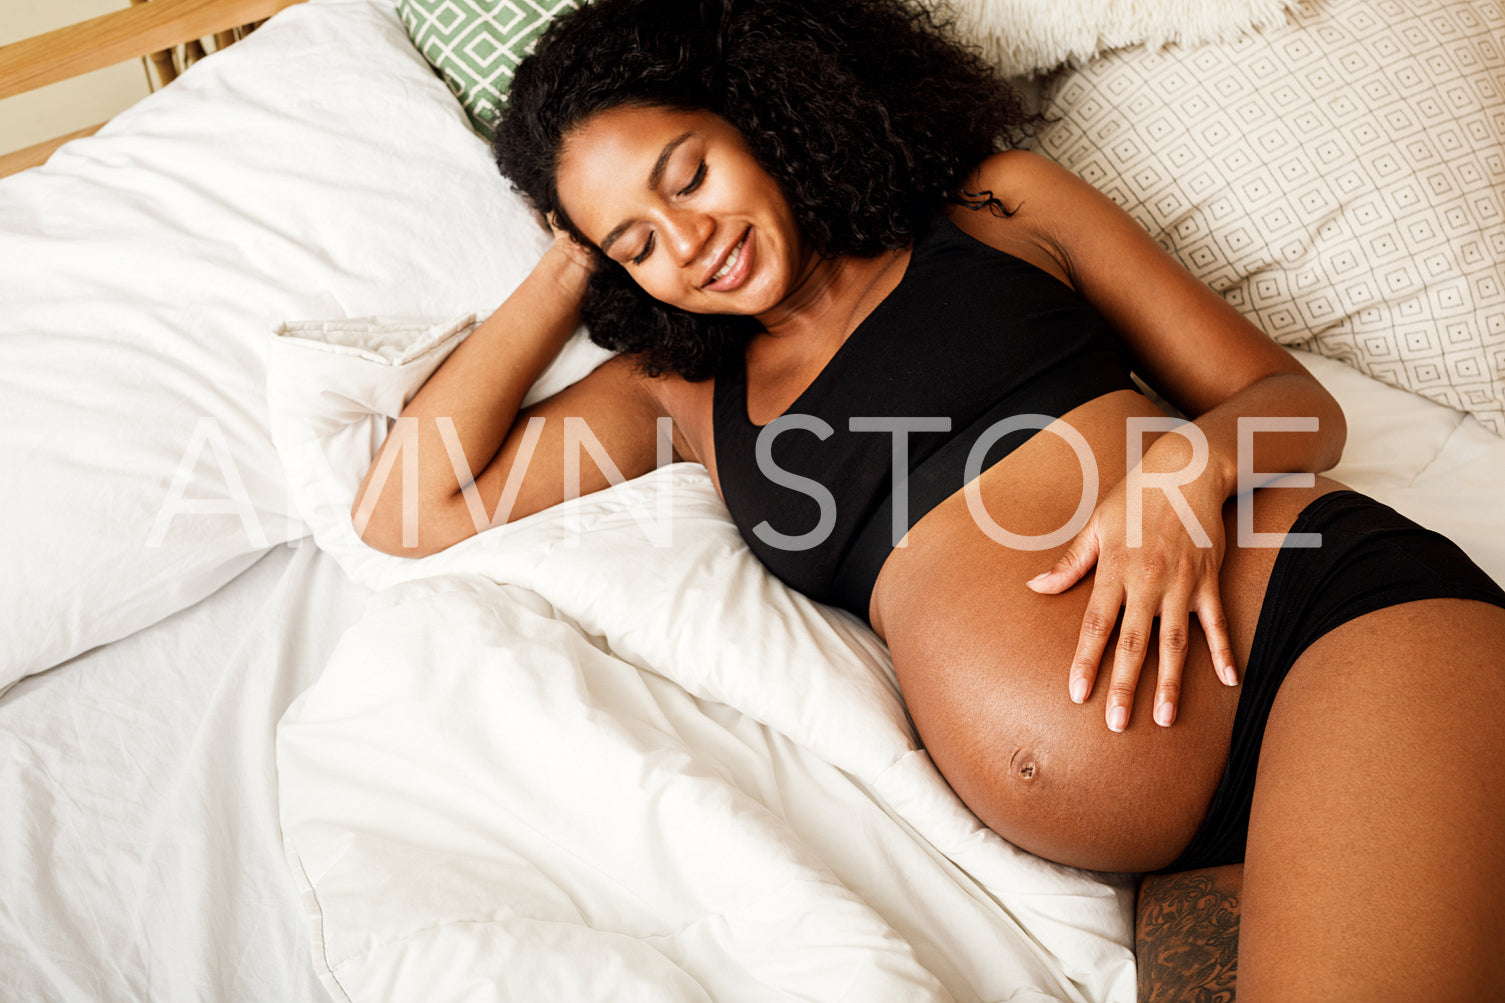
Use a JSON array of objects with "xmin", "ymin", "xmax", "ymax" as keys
[
  {"xmin": 0, "ymin": 0, "xmax": 560, "ymax": 690},
  {"xmin": 279, "ymin": 577, "xmax": 1130, "ymax": 1003},
  {"xmin": 0, "ymin": 544, "xmax": 371, "ymax": 1003}
]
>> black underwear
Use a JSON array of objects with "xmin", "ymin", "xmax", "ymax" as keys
[{"xmin": 1164, "ymin": 490, "xmax": 1505, "ymax": 873}]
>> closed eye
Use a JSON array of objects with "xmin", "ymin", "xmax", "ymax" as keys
[
  {"xmin": 630, "ymin": 161, "xmax": 705, "ymax": 265},
  {"xmin": 631, "ymin": 233, "xmax": 655, "ymax": 265},
  {"xmin": 677, "ymin": 161, "xmax": 707, "ymax": 197}
]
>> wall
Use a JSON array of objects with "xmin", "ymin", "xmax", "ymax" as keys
[{"xmin": 0, "ymin": 0, "xmax": 154, "ymax": 156}]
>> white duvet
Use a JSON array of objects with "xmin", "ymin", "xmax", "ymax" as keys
[
  {"xmin": 274, "ymin": 461, "xmax": 1138, "ymax": 1003},
  {"xmin": 265, "ymin": 298, "xmax": 1146, "ymax": 1003},
  {"xmin": 279, "ymin": 575, "xmax": 1126, "ymax": 1003}
]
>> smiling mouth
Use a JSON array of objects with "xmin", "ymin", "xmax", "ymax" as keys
[{"xmin": 705, "ymin": 229, "xmax": 750, "ymax": 287}]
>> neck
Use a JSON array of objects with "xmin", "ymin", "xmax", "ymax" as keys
[{"xmin": 755, "ymin": 249, "xmax": 904, "ymax": 344}]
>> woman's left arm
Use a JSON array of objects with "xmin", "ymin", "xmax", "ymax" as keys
[{"xmin": 966, "ymin": 150, "xmax": 1346, "ymax": 731}]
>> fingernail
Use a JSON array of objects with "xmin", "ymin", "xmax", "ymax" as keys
[
  {"xmin": 1155, "ymin": 701, "xmax": 1175, "ymax": 727},
  {"xmin": 1070, "ymin": 678, "xmax": 1088, "ymax": 704},
  {"xmin": 1027, "ymin": 572, "xmax": 1049, "ymax": 585},
  {"xmin": 1222, "ymin": 663, "xmax": 1239, "ymax": 686},
  {"xmin": 1107, "ymin": 706, "xmax": 1129, "ymax": 732}
]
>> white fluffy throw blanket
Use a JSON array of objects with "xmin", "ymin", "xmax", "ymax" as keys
[{"xmin": 948, "ymin": 0, "xmax": 1298, "ymax": 76}]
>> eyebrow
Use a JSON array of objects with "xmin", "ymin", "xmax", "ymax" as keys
[{"xmin": 598, "ymin": 131, "xmax": 695, "ymax": 256}]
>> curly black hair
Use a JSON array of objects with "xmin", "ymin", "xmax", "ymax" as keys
[{"xmin": 494, "ymin": 0, "xmax": 1036, "ymax": 381}]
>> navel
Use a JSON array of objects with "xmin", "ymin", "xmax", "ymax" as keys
[{"xmin": 1010, "ymin": 746, "xmax": 1043, "ymax": 785}]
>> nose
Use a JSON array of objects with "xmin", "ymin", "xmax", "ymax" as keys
[{"xmin": 659, "ymin": 207, "xmax": 714, "ymax": 268}]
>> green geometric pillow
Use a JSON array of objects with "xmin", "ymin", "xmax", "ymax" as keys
[{"xmin": 396, "ymin": 0, "xmax": 582, "ymax": 139}]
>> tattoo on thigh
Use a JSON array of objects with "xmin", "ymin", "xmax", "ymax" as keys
[{"xmin": 1135, "ymin": 866, "xmax": 1242, "ymax": 1003}]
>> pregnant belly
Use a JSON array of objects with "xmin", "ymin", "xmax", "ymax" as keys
[{"xmin": 865, "ymin": 398, "xmax": 1335, "ymax": 871}]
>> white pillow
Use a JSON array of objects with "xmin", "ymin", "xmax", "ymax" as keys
[
  {"xmin": 1036, "ymin": 0, "xmax": 1505, "ymax": 434},
  {"xmin": 949, "ymin": 0, "xmax": 1296, "ymax": 77},
  {"xmin": 0, "ymin": 0, "xmax": 548, "ymax": 688},
  {"xmin": 267, "ymin": 314, "xmax": 613, "ymax": 587}
]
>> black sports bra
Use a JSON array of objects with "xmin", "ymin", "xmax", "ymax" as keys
[{"xmin": 712, "ymin": 211, "xmax": 1140, "ymax": 621}]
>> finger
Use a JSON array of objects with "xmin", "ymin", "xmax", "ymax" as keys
[
  {"xmin": 1067, "ymin": 579, "xmax": 1122, "ymax": 707},
  {"xmin": 1153, "ymin": 588, "xmax": 1194, "ymax": 727},
  {"xmin": 1028, "ymin": 529, "xmax": 1102, "ymax": 595},
  {"xmin": 1195, "ymin": 584, "xmax": 1238, "ymax": 687},
  {"xmin": 1105, "ymin": 595, "xmax": 1157, "ymax": 732}
]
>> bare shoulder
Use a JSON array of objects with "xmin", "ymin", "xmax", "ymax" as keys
[
  {"xmin": 945, "ymin": 150, "xmax": 1083, "ymax": 285},
  {"xmin": 949, "ymin": 150, "xmax": 1310, "ymax": 414},
  {"xmin": 949, "ymin": 149, "xmax": 1146, "ymax": 283},
  {"xmin": 965, "ymin": 148, "xmax": 1113, "ymax": 216},
  {"xmin": 967, "ymin": 147, "xmax": 1069, "ymax": 192}
]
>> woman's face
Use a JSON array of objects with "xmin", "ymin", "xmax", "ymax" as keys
[{"xmin": 555, "ymin": 104, "xmax": 807, "ymax": 318}]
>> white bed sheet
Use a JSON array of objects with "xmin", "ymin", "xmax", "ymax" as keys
[{"xmin": 0, "ymin": 543, "xmax": 371, "ymax": 1003}]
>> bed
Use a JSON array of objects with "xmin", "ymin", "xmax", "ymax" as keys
[{"xmin": 1, "ymin": 0, "xmax": 1500, "ymax": 1001}]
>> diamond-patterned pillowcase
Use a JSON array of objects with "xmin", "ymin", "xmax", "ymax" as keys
[
  {"xmin": 1036, "ymin": 0, "xmax": 1505, "ymax": 435},
  {"xmin": 397, "ymin": 0, "xmax": 582, "ymax": 138}
]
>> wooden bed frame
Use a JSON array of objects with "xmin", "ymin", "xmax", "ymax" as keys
[{"xmin": 0, "ymin": 0, "xmax": 306, "ymax": 177}]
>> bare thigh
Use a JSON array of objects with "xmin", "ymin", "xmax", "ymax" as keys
[{"xmin": 1239, "ymin": 598, "xmax": 1505, "ymax": 1001}]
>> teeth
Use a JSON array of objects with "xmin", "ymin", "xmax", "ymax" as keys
[{"xmin": 711, "ymin": 234, "xmax": 746, "ymax": 284}]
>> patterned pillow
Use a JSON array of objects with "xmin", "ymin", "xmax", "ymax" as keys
[
  {"xmin": 1036, "ymin": 0, "xmax": 1505, "ymax": 435},
  {"xmin": 397, "ymin": 0, "xmax": 581, "ymax": 138}
]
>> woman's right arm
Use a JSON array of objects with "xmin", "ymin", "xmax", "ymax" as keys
[{"xmin": 352, "ymin": 237, "xmax": 670, "ymax": 557}]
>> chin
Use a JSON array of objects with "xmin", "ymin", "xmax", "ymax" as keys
[{"xmin": 720, "ymin": 275, "xmax": 786, "ymax": 317}]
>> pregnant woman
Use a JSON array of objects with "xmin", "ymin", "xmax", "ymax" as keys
[{"xmin": 353, "ymin": 0, "xmax": 1505, "ymax": 997}]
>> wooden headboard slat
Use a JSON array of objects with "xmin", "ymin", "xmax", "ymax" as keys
[
  {"xmin": 0, "ymin": 0, "xmax": 306, "ymax": 101},
  {"xmin": 0, "ymin": 123, "xmax": 105, "ymax": 177}
]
